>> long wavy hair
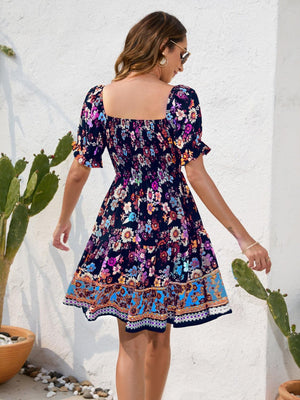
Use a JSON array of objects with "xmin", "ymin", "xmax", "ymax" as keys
[{"xmin": 113, "ymin": 11, "xmax": 186, "ymax": 81}]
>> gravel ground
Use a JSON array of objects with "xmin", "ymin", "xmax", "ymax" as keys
[{"xmin": 0, "ymin": 373, "xmax": 81, "ymax": 400}]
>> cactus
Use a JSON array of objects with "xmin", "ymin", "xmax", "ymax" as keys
[
  {"xmin": 0, "ymin": 133, "xmax": 73, "ymax": 325},
  {"xmin": 267, "ymin": 290, "xmax": 291, "ymax": 337},
  {"xmin": 14, "ymin": 158, "xmax": 27, "ymax": 177},
  {"xmin": 232, "ymin": 258, "xmax": 268, "ymax": 300},
  {"xmin": 49, "ymin": 132, "xmax": 73, "ymax": 167},
  {"xmin": 288, "ymin": 331, "xmax": 300, "ymax": 368},
  {"xmin": 232, "ymin": 258, "xmax": 300, "ymax": 368},
  {"xmin": 29, "ymin": 172, "xmax": 59, "ymax": 216},
  {"xmin": 0, "ymin": 156, "xmax": 15, "ymax": 212}
]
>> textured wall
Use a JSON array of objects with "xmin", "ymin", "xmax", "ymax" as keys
[
  {"xmin": 267, "ymin": 1, "xmax": 300, "ymax": 399},
  {"xmin": 0, "ymin": 1, "xmax": 278, "ymax": 399}
]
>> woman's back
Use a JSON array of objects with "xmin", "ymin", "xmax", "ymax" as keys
[{"xmin": 102, "ymin": 76, "xmax": 174, "ymax": 120}]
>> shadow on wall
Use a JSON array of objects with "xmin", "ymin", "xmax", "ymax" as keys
[
  {"xmin": 0, "ymin": 36, "xmax": 74, "ymax": 162},
  {"xmin": 4, "ymin": 194, "xmax": 118, "ymax": 379}
]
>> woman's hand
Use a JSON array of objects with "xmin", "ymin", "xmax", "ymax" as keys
[
  {"xmin": 53, "ymin": 220, "xmax": 72, "ymax": 251},
  {"xmin": 239, "ymin": 241, "xmax": 271, "ymax": 274}
]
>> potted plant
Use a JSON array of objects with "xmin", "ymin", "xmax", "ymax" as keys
[
  {"xmin": 0, "ymin": 133, "xmax": 73, "ymax": 383},
  {"xmin": 232, "ymin": 259, "xmax": 300, "ymax": 399}
]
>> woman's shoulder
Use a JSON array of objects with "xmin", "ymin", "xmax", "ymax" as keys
[
  {"xmin": 85, "ymin": 84, "xmax": 105, "ymax": 97},
  {"xmin": 81, "ymin": 85, "xmax": 105, "ymax": 108},
  {"xmin": 170, "ymin": 84, "xmax": 200, "ymax": 108},
  {"xmin": 171, "ymin": 84, "xmax": 198, "ymax": 98}
]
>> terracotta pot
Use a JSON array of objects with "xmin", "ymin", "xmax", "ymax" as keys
[
  {"xmin": 0, "ymin": 325, "xmax": 35, "ymax": 384},
  {"xmin": 278, "ymin": 380, "xmax": 300, "ymax": 399}
]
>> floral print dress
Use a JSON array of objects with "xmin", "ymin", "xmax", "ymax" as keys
[{"xmin": 64, "ymin": 84, "xmax": 232, "ymax": 332}]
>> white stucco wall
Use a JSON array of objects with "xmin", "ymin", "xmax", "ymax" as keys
[
  {"xmin": 267, "ymin": 1, "xmax": 300, "ymax": 399},
  {"xmin": 1, "ymin": 1, "xmax": 280, "ymax": 399}
]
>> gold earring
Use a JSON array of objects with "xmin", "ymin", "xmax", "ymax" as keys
[{"xmin": 159, "ymin": 54, "xmax": 168, "ymax": 67}]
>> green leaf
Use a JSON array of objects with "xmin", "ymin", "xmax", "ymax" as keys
[
  {"xmin": 29, "ymin": 172, "xmax": 59, "ymax": 216},
  {"xmin": 14, "ymin": 158, "xmax": 27, "ymax": 176},
  {"xmin": 0, "ymin": 156, "xmax": 15, "ymax": 213},
  {"xmin": 49, "ymin": 132, "xmax": 73, "ymax": 167},
  {"xmin": 23, "ymin": 171, "xmax": 38, "ymax": 200},
  {"xmin": 5, "ymin": 204, "xmax": 29, "ymax": 262},
  {"xmin": 232, "ymin": 258, "xmax": 268, "ymax": 300},
  {"xmin": 288, "ymin": 332, "xmax": 300, "ymax": 368},
  {"xmin": 4, "ymin": 177, "xmax": 20, "ymax": 219}
]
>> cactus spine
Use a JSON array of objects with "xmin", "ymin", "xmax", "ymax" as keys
[
  {"xmin": 0, "ymin": 133, "xmax": 73, "ymax": 325},
  {"xmin": 232, "ymin": 258, "xmax": 299, "ymax": 368}
]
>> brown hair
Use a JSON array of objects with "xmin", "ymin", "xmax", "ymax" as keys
[{"xmin": 113, "ymin": 11, "xmax": 186, "ymax": 81}]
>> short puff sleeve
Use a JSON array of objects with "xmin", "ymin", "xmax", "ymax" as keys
[
  {"xmin": 170, "ymin": 86, "xmax": 211, "ymax": 166},
  {"xmin": 72, "ymin": 86, "xmax": 106, "ymax": 168}
]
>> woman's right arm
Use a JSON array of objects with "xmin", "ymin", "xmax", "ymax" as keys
[{"xmin": 52, "ymin": 159, "xmax": 91, "ymax": 251}]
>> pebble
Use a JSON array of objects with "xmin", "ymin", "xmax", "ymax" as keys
[
  {"xmin": 95, "ymin": 388, "xmax": 109, "ymax": 397},
  {"xmin": 54, "ymin": 382, "xmax": 65, "ymax": 388},
  {"xmin": 67, "ymin": 375, "xmax": 78, "ymax": 383},
  {"xmin": 0, "ymin": 334, "xmax": 12, "ymax": 345},
  {"xmin": 20, "ymin": 362, "xmax": 113, "ymax": 399},
  {"xmin": 81, "ymin": 380, "xmax": 93, "ymax": 387},
  {"xmin": 83, "ymin": 390, "xmax": 94, "ymax": 399},
  {"xmin": 40, "ymin": 367, "xmax": 49, "ymax": 374},
  {"xmin": 30, "ymin": 370, "xmax": 40, "ymax": 378},
  {"xmin": 46, "ymin": 391, "xmax": 56, "ymax": 398},
  {"xmin": 66, "ymin": 382, "xmax": 75, "ymax": 391},
  {"xmin": 0, "ymin": 331, "xmax": 11, "ymax": 337},
  {"xmin": 49, "ymin": 371, "xmax": 63, "ymax": 379}
]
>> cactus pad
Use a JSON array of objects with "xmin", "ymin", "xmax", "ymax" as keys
[
  {"xmin": 4, "ymin": 177, "xmax": 20, "ymax": 219},
  {"xmin": 23, "ymin": 171, "xmax": 38, "ymax": 200},
  {"xmin": 232, "ymin": 258, "xmax": 268, "ymax": 300},
  {"xmin": 267, "ymin": 291, "xmax": 291, "ymax": 337},
  {"xmin": 0, "ymin": 156, "xmax": 15, "ymax": 213},
  {"xmin": 29, "ymin": 172, "xmax": 59, "ymax": 216},
  {"xmin": 49, "ymin": 132, "xmax": 73, "ymax": 167},
  {"xmin": 27, "ymin": 152, "xmax": 50, "ymax": 189},
  {"xmin": 288, "ymin": 332, "xmax": 300, "ymax": 368},
  {"xmin": 14, "ymin": 159, "xmax": 27, "ymax": 176},
  {"xmin": 5, "ymin": 204, "xmax": 29, "ymax": 262}
]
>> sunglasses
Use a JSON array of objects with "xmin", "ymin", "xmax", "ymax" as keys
[{"xmin": 169, "ymin": 40, "xmax": 191, "ymax": 64}]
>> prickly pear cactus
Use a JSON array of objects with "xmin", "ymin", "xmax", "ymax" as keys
[
  {"xmin": 288, "ymin": 327, "xmax": 300, "ymax": 368},
  {"xmin": 232, "ymin": 258, "xmax": 268, "ymax": 300},
  {"xmin": 29, "ymin": 172, "xmax": 59, "ymax": 216},
  {"xmin": 0, "ymin": 133, "xmax": 73, "ymax": 325},
  {"xmin": 267, "ymin": 290, "xmax": 290, "ymax": 337},
  {"xmin": 232, "ymin": 258, "xmax": 300, "ymax": 369},
  {"xmin": 49, "ymin": 132, "xmax": 73, "ymax": 167}
]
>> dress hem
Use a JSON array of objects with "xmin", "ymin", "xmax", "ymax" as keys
[{"xmin": 63, "ymin": 298, "xmax": 232, "ymax": 333}]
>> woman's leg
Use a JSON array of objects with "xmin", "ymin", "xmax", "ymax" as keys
[
  {"xmin": 116, "ymin": 319, "xmax": 148, "ymax": 400},
  {"xmin": 144, "ymin": 324, "xmax": 171, "ymax": 400}
]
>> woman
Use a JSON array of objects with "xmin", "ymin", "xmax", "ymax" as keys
[{"xmin": 53, "ymin": 11, "xmax": 271, "ymax": 400}]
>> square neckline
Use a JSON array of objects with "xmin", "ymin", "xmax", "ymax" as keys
[{"xmin": 100, "ymin": 84, "xmax": 181, "ymax": 123}]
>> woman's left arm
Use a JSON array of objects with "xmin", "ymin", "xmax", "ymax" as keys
[{"xmin": 185, "ymin": 155, "xmax": 271, "ymax": 274}]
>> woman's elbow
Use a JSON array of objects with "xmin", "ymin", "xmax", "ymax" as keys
[
  {"xmin": 185, "ymin": 157, "xmax": 207, "ymax": 185},
  {"xmin": 68, "ymin": 160, "xmax": 91, "ymax": 183}
]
